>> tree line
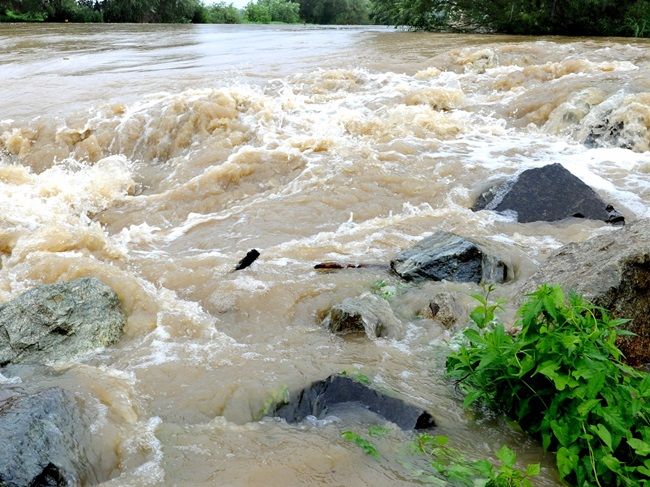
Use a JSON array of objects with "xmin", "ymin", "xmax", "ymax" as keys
[
  {"xmin": 371, "ymin": 0, "xmax": 650, "ymax": 37},
  {"xmin": 0, "ymin": 0, "xmax": 371, "ymax": 24},
  {"xmin": 2, "ymin": 0, "xmax": 648, "ymax": 37}
]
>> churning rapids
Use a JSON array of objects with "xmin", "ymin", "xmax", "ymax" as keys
[{"xmin": 1, "ymin": 24, "xmax": 650, "ymax": 486}]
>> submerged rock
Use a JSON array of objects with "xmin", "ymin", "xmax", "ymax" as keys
[
  {"xmin": 0, "ymin": 388, "xmax": 91, "ymax": 487},
  {"xmin": 473, "ymin": 163, "xmax": 624, "ymax": 224},
  {"xmin": 0, "ymin": 278, "xmax": 125, "ymax": 366},
  {"xmin": 272, "ymin": 375, "xmax": 435, "ymax": 430},
  {"xmin": 423, "ymin": 292, "xmax": 465, "ymax": 329},
  {"xmin": 323, "ymin": 294, "xmax": 401, "ymax": 339},
  {"xmin": 520, "ymin": 220, "xmax": 650, "ymax": 366},
  {"xmin": 391, "ymin": 232, "xmax": 507, "ymax": 284}
]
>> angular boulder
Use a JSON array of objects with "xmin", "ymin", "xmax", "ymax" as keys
[
  {"xmin": 272, "ymin": 375, "xmax": 435, "ymax": 430},
  {"xmin": 0, "ymin": 278, "xmax": 125, "ymax": 366},
  {"xmin": 472, "ymin": 163, "xmax": 624, "ymax": 224},
  {"xmin": 520, "ymin": 220, "xmax": 650, "ymax": 366},
  {"xmin": 0, "ymin": 387, "xmax": 92, "ymax": 487},
  {"xmin": 391, "ymin": 232, "xmax": 507, "ymax": 284},
  {"xmin": 323, "ymin": 294, "xmax": 401, "ymax": 339}
]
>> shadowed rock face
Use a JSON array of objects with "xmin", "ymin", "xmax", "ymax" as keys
[
  {"xmin": 0, "ymin": 388, "xmax": 91, "ymax": 487},
  {"xmin": 272, "ymin": 375, "xmax": 435, "ymax": 430},
  {"xmin": 0, "ymin": 278, "xmax": 125, "ymax": 366},
  {"xmin": 391, "ymin": 232, "xmax": 507, "ymax": 284},
  {"xmin": 473, "ymin": 163, "xmax": 624, "ymax": 224},
  {"xmin": 520, "ymin": 220, "xmax": 650, "ymax": 366},
  {"xmin": 323, "ymin": 294, "xmax": 401, "ymax": 339}
]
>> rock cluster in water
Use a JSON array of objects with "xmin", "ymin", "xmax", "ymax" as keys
[
  {"xmin": 0, "ymin": 277, "xmax": 125, "ymax": 366},
  {"xmin": 0, "ymin": 277, "xmax": 126, "ymax": 486}
]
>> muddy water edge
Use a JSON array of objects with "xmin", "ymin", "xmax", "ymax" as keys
[{"xmin": 1, "ymin": 24, "xmax": 650, "ymax": 486}]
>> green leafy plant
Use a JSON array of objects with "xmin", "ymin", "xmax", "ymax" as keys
[
  {"xmin": 342, "ymin": 430, "xmax": 380, "ymax": 460},
  {"xmin": 413, "ymin": 434, "xmax": 539, "ymax": 486},
  {"xmin": 446, "ymin": 285, "xmax": 650, "ymax": 486}
]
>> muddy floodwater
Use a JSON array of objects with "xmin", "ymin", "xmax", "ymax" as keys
[{"xmin": 1, "ymin": 23, "xmax": 649, "ymax": 486}]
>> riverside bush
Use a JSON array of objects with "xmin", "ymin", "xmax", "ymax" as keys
[{"xmin": 446, "ymin": 285, "xmax": 650, "ymax": 486}]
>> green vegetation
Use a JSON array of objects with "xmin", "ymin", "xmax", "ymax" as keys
[
  {"xmin": 370, "ymin": 0, "xmax": 650, "ymax": 37},
  {"xmin": 342, "ymin": 427, "xmax": 540, "ymax": 486},
  {"xmin": 244, "ymin": 0, "xmax": 300, "ymax": 23},
  {"xmin": 299, "ymin": 0, "xmax": 370, "ymax": 25},
  {"xmin": 0, "ymin": 0, "xmax": 371, "ymax": 23},
  {"xmin": 446, "ymin": 285, "xmax": 650, "ymax": 486},
  {"xmin": 414, "ymin": 434, "xmax": 540, "ymax": 487}
]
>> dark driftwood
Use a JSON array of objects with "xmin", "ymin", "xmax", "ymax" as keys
[{"xmin": 234, "ymin": 249, "xmax": 260, "ymax": 271}]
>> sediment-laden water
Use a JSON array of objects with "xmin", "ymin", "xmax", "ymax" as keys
[{"xmin": 1, "ymin": 24, "xmax": 649, "ymax": 486}]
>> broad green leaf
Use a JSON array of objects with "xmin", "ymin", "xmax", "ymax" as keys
[
  {"xmin": 556, "ymin": 446, "xmax": 579, "ymax": 478},
  {"xmin": 592, "ymin": 423, "xmax": 613, "ymax": 451},
  {"xmin": 525, "ymin": 463, "xmax": 541, "ymax": 477},
  {"xmin": 628, "ymin": 438, "xmax": 650, "ymax": 456},
  {"xmin": 495, "ymin": 445, "xmax": 516, "ymax": 467},
  {"xmin": 577, "ymin": 399, "xmax": 601, "ymax": 417}
]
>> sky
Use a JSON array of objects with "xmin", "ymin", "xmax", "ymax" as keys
[{"xmin": 205, "ymin": 0, "xmax": 249, "ymax": 8}]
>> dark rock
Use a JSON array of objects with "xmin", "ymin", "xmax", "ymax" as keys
[
  {"xmin": 473, "ymin": 163, "xmax": 624, "ymax": 225},
  {"xmin": 0, "ymin": 278, "xmax": 125, "ymax": 366},
  {"xmin": 234, "ymin": 249, "xmax": 260, "ymax": 271},
  {"xmin": 520, "ymin": 220, "xmax": 650, "ymax": 367},
  {"xmin": 323, "ymin": 294, "xmax": 401, "ymax": 339},
  {"xmin": 0, "ymin": 388, "xmax": 91, "ymax": 487},
  {"xmin": 272, "ymin": 375, "xmax": 435, "ymax": 430},
  {"xmin": 390, "ymin": 232, "xmax": 507, "ymax": 284}
]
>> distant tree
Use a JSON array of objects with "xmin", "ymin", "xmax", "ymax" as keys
[
  {"xmin": 299, "ymin": 0, "xmax": 370, "ymax": 24},
  {"xmin": 206, "ymin": 2, "xmax": 241, "ymax": 23},
  {"xmin": 244, "ymin": 0, "xmax": 300, "ymax": 23},
  {"xmin": 370, "ymin": 0, "xmax": 650, "ymax": 37}
]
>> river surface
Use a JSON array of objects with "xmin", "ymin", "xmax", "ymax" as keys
[{"xmin": 1, "ymin": 24, "xmax": 650, "ymax": 486}]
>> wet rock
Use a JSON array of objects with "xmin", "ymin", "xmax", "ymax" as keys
[
  {"xmin": 520, "ymin": 220, "xmax": 650, "ymax": 366},
  {"xmin": 0, "ymin": 388, "xmax": 91, "ymax": 487},
  {"xmin": 423, "ymin": 292, "xmax": 465, "ymax": 328},
  {"xmin": 0, "ymin": 278, "xmax": 125, "ymax": 366},
  {"xmin": 473, "ymin": 163, "xmax": 624, "ymax": 225},
  {"xmin": 390, "ymin": 232, "xmax": 507, "ymax": 284},
  {"xmin": 272, "ymin": 374, "xmax": 435, "ymax": 430},
  {"xmin": 323, "ymin": 293, "xmax": 401, "ymax": 339},
  {"xmin": 234, "ymin": 249, "xmax": 260, "ymax": 271}
]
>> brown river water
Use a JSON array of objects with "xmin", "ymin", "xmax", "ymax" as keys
[{"xmin": 1, "ymin": 24, "xmax": 650, "ymax": 486}]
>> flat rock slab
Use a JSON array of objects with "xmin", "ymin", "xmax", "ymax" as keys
[
  {"xmin": 391, "ymin": 232, "xmax": 507, "ymax": 284},
  {"xmin": 272, "ymin": 375, "xmax": 435, "ymax": 430},
  {"xmin": 323, "ymin": 293, "xmax": 401, "ymax": 339},
  {"xmin": 520, "ymin": 220, "xmax": 650, "ymax": 366},
  {"xmin": 0, "ymin": 388, "xmax": 91, "ymax": 487},
  {"xmin": 473, "ymin": 163, "xmax": 624, "ymax": 224},
  {"xmin": 0, "ymin": 278, "xmax": 125, "ymax": 366}
]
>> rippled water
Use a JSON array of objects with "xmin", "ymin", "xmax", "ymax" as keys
[{"xmin": 1, "ymin": 24, "xmax": 650, "ymax": 486}]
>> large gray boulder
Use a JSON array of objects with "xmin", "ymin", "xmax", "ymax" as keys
[
  {"xmin": 323, "ymin": 293, "xmax": 401, "ymax": 339},
  {"xmin": 390, "ymin": 232, "xmax": 507, "ymax": 284},
  {"xmin": 520, "ymin": 220, "xmax": 650, "ymax": 366},
  {"xmin": 0, "ymin": 387, "xmax": 92, "ymax": 487},
  {"xmin": 473, "ymin": 163, "xmax": 624, "ymax": 224},
  {"xmin": 0, "ymin": 278, "xmax": 125, "ymax": 366}
]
